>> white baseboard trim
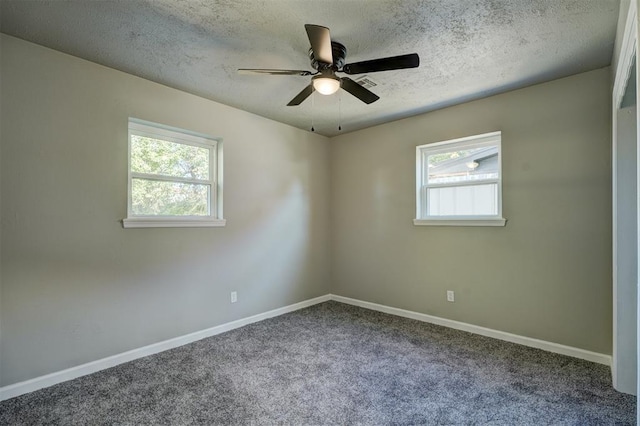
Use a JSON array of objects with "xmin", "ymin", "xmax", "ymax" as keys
[
  {"xmin": 0, "ymin": 294, "xmax": 331, "ymax": 402},
  {"xmin": 330, "ymin": 295, "xmax": 612, "ymax": 366},
  {"xmin": 1, "ymin": 293, "xmax": 611, "ymax": 402}
]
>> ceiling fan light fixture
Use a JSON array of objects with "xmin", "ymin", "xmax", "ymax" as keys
[{"xmin": 312, "ymin": 74, "xmax": 341, "ymax": 95}]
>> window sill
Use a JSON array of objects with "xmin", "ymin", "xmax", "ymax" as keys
[
  {"xmin": 122, "ymin": 217, "xmax": 226, "ymax": 228},
  {"xmin": 413, "ymin": 218, "xmax": 507, "ymax": 227}
]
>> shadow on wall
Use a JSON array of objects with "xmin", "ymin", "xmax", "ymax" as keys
[
  {"xmin": 213, "ymin": 131, "xmax": 328, "ymax": 316},
  {"xmin": 219, "ymin": 180, "xmax": 310, "ymax": 308}
]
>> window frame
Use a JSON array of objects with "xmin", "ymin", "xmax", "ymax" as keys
[
  {"xmin": 414, "ymin": 131, "xmax": 506, "ymax": 227},
  {"xmin": 123, "ymin": 118, "xmax": 225, "ymax": 228}
]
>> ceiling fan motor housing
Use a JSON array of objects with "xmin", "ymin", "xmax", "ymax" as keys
[{"xmin": 309, "ymin": 41, "xmax": 347, "ymax": 71}]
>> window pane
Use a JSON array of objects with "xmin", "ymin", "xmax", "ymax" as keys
[
  {"xmin": 427, "ymin": 183, "xmax": 497, "ymax": 216},
  {"xmin": 427, "ymin": 145, "xmax": 499, "ymax": 184},
  {"xmin": 132, "ymin": 179, "xmax": 209, "ymax": 216},
  {"xmin": 131, "ymin": 135, "xmax": 210, "ymax": 180}
]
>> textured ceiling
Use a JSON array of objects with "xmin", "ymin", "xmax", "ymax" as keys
[{"xmin": 0, "ymin": 0, "xmax": 620, "ymax": 136}]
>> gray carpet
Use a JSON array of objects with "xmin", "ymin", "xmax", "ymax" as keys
[{"xmin": 0, "ymin": 301, "xmax": 635, "ymax": 425}]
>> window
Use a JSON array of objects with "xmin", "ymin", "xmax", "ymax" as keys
[
  {"xmin": 414, "ymin": 131, "xmax": 506, "ymax": 226},
  {"xmin": 123, "ymin": 118, "xmax": 225, "ymax": 228}
]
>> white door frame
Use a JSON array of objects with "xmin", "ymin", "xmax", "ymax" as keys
[{"xmin": 612, "ymin": 0, "xmax": 638, "ymax": 398}]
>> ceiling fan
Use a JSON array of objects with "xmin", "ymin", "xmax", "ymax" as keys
[{"xmin": 238, "ymin": 24, "xmax": 420, "ymax": 106}]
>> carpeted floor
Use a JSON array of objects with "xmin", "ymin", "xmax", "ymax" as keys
[{"xmin": 0, "ymin": 301, "xmax": 636, "ymax": 425}]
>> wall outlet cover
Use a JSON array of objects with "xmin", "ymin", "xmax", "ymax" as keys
[{"xmin": 447, "ymin": 291, "xmax": 455, "ymax": 302}]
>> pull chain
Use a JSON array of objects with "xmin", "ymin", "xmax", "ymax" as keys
[
  {"xmin": 338, "ymin": 92, "xmax": 342, "ymax": 131},
  {"xmin": 311, "ymin": 91, "xmax": 315, "ymax": 132}
]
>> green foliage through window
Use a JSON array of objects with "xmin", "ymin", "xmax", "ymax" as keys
[
  {"xmin": 131, "ymin": 135, "xmax": 209, "ymax": 179},
  {"xmin": 129, "ymin": 131, "xmax": 214, "ymax": 217},
  {"xmin": 131, "ymin": 179, "xmax": 209, "ymax": 216}
]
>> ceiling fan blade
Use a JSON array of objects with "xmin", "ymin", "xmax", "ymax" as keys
[
  {"xmin": 305, "ymin": 24, "xmax": 333, "ymax": 64},
  {"xmin": 340, "ymin": 77, "xmax": 379, "ymax": 104},
  {"xmin": 342, "ymin": 53, "xmax": 420, "ymax": 75},
  {"xmin": 238, "ymin": 69, "xmax": 313, "ymax": 76},
  {"xmin": 287, "ymin": 84, "xmax": 315, "ymax": 106}
]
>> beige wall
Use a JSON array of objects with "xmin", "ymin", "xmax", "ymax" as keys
[
  {"xmin": 330, "ymin": 67, "xmax": 612, "ymax": 354},
  {"xmin": 0, "ymin": 34, "xmax": 614, "ymax": 388},
  {"xmin": 0, "ymin": 35, "xmax": 331, "ymax": 386}
]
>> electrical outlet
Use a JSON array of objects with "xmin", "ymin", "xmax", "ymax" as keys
[
  {"xmin": 230, "ymin": 291, "xmax": 237, "ymax": 303},
  {"xmin": 447, "ymin": 290, "xmax": 455, "ymax": 302}
]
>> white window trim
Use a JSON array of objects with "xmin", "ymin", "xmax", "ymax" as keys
[
  {"xmin": 414, "ymin": 131, "xmax": 506, "ymax": 227},
  {"xmin": 122, "ymin": 217, "xmax": 226, "ymax": 228},
  {"xmin": 412, "ymin": 218, "xmax": 507, "ymax": 227},
  {"xmin": 123, "ymin": 118, "xmax": 225, "ymax": 228}
]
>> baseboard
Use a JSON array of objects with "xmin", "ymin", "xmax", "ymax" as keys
[
  {"xmin": 330, "ymin": 294, "xmax": 612, "ymax": 366},
  {"xmin": 0, "ymin": 292, "xmax": 612, "ymax": 401},
  {"xmin": 0, "ymin": 294, "xmax": 331, "ymax": 402}
]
